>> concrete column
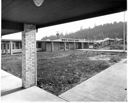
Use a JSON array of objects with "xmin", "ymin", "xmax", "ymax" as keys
[
  {"xmin": 10, "ymin": 41, "xmax": 13, "ymax": 55},
  {"xmin": 81, "ymin": 42, "xmax": 84, "ymax": 49},
  {"xmin": 5, "ymin": 43, "xmax": 8, "ymax": 54},
  {"xmin": 76, "ymin": 42, "xmax": 78, "ymax": 49},
  {"xmin": 51, "ymin": 42, "xmax": 54, "ymax": 52},
  {"xmin": 64, "ymin": 42, "xmax": 67, "ymax": 51},
  {"xmin": 58, "ymin": 42, "xmax": 60, "ymax": 51},
  {"xmin": 22, "ymin": 24, "xmax": 37, "ymax": 88},
  {"xmin": 73, "ymin": 42, "xmax": 76, "ymax": 50}
]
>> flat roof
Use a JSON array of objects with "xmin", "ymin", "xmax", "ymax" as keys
[{"xmin": 2, "ymin": 0, "xmax": 126, "ymax": 35}]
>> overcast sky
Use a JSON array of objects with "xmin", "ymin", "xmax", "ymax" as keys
[{"xmin": 2, "ymin": 12, "xmax": 125, "ymax": 40}]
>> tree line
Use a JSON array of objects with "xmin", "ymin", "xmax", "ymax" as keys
[{"xmin": 42, "ymin": 22, "xmax": 127, "ymax": 40}]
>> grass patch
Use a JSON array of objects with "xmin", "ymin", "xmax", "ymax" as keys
[
  {"xmin": 37, "ymin": 58, "xmax": 110, "ymax": 95},
  {"xmin": 1, "ymin": 50, "xmax": 126, "ymax": 96}
]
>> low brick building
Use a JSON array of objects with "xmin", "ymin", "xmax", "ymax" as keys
[{"xmin": 1, "ymin": 38, "xmax": 121, "ymax": 55}]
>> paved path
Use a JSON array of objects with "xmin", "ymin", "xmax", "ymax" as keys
[
  {"xmin": 1, "ymin": 70, "xmax": 66, "ymax": 102},
  {"xmin": 1, "ymin": 70, "xmax": 22, "ymax": 96},
  {"xmin": 59, "ymin": 59, "xmax": 127, "ymax": 101},
  {"xmin": 78, "ymin": 49, "xmax": 127, "ymax": 53},
  {"xmin": 1, "ymin": 86, "xmax": 65, "ymax": 102}
]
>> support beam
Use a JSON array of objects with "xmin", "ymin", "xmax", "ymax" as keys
[
  {"xmin": 5, "ymin": 43, "xmax": 8, "ymax": 54},
  {"xmin": 73, "ymin": 42, "xmax": 76, "ymax": 50},
  {"xmin": 10, "ymin": 41, "xmax": 13, "ymax": 55},
  {"xmin": 69, "ymin": 43, "xmax": 71, "ymax": 50},
  {"xmin": 51, "ymin": 42, "xmax": 54, "ymax": 52},
  {"xmin": 64, "ymin": 42, "xmax": 67, "ymax": 51},
  {"xmin": 81, "ymin": 42, "xmax": 84, "ymax": 49},
  {"xmin": 22, "ymin": 24, "xmax": 37, "ymax": 88},
  {"xmin": 75, "ymin": 42, "xmax": 78, "ymax": 49}
]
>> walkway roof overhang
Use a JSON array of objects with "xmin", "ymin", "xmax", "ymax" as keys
[{"xmin": 2, "ymin": 0, "xmax": 127, "ymax": 36}]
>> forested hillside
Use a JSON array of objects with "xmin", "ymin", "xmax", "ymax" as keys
[{"xmin": 42, "ymin": 22, "xmax": 127, "ymax": 40}]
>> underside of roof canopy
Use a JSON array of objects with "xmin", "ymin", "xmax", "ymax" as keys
[{"xmin": 2, "ymin": 0, "xmax": 127, "ymax": 35}]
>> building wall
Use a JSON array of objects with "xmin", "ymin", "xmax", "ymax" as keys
[
  {"xmin": 1, "ymin": 42, "xmax": 10, "ymax": 54},
  {"xmin": 76, "ymin": 43, "xmax": 82, "ymax": 49},
  {"xmin": 2, "ymin": 40, "xmax": 95, "ymax": 54},
  {"xmin": 83, "ymin": 43, "xmax": 89, "ymax": 49},
  {"xmin": 60, "ymin": 42, "xmax": 65, "ymax": 50},
  {"xmin": 1, "ymin": 41, "xmax": 44, "ymax": 54},
  {"xmin": 88, "ymin": 43, "xmax": 94, "ymax": 49},
  {"xmin": 46, "ymin": 42, "xmax": 52, "ymax": 52},
  {"xmin": 12, "ymin": 49, "xmax": 22, "ymax": 54},
  {"xmin": 54, "ymin": 42, "xmax": 60, "ymax": 51},
  {"xmin": 42, "ymin": 42, "xmax": 46, "ymax": 51},
  {"xmin": 66, "ymin": 42, "xmax": 69, "ymax": 50},
  {"xmin": 69, "ymin": 43, "xmax": 74, "ymax": 50},
  {"xmin": 2, "ymin": 38, "xmax": 120, "ymax": 54}
]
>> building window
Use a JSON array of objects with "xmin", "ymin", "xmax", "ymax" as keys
[
  {"xmin": 20, "ymin": 42, "xmax": 22, "ymax": 48},
  {"xmin": 37, "ymin": 42, "xmax": 42, "ymax": 48},
  {"xmin": 1, "ymin": 44, "xmax": 4, "ymax": 49},
  {"xmin": 3, "ymin": 44, "xmax": 6, "ymax": 49},
  {"xmin": 7, "ymin": 43, "xmax": 9, "ymax": 49},
  {"xmin": 13, "ymin": 43, "xmax": 15, "ymax": 49},
  {"xmin": 15, "ymin": 42, "xmax": 19, "ymax": 49}
]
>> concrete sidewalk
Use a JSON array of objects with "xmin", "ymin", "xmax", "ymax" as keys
[
  {"xmin": 78, "ymin": 49, "xmax": 127, "ymax": 53},
  {"xmin": 1, "ymin": 59, "xmax": 127, "ymax": 102},
  {"xmin": 1, "ymin": 70, "xmax": 22, "ymax": 95},
  {"xmin": 1, "ymin": 70, "xmax": 66, "ymax": 102},
  {"xmin": 59, "ymin": 59, "xmax": 127, "ymax": 101},
  {"xmin": 1, "ymin": 86, "xmax": 66, "ymax": 102}
]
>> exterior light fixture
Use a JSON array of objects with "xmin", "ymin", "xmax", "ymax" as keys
[{"xmin": 33, "ymin": 0, "xmax": 44, "ymax": 7}]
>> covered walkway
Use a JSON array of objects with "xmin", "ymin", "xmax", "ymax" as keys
[
  {"xmin": 1, "ymin": 70, "xmax": 22, "ymax": 96},
  {"xmin": 1, "ymin": 86, "xmax": 66, "ymax": 102},
  {"xmin": 59, "ymin": 59, "xmax": 127, "ymax": 101},
  {"xmin": 1, "ymin": 70, "xmax": 66, "ymax": 102}
]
